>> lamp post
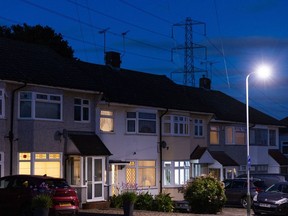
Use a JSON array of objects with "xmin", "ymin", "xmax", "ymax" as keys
[{"xmin": 245, "ymin": 64, "xmax": 271, "ymax": 216}]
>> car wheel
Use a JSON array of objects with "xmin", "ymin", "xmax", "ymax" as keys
[{"xmin": 241, "ymin": 197, "xmax": 248, "ymax": 209}]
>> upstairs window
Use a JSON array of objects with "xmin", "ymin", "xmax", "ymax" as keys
[
  {"xmin": 100, "ymin": 110, "xmax": 114, "ymax": 132},
  {"xmin": 0, "ymin": 89, "xmax": 4, "ymax": 118},
  {"xmin": 250, "ymin": 128, "xmax": 268, "ymax": 146},
  {"xmin": 19, "ymin": 92, "xmax": 62, "ymax": 120},
  {"xmin": 210, "ymin": 126, "xmax": 220, "ymax": 144},
  {"xmin": 194, "ymin": 119, "xmax": 203, "ymax": 137},
  {"xmin": 225, "ymin": 126, "xmax": 245, "ymax": 145},
  {"xmin": 74, "ymin": 98, "xmax": 90, "ymax": 122},
  {"xmin": 269, "ymin": 129, "xmax": 276, "ymax": 146},
  {"xmin": 126, "ymin": 112, "xmax": 156, "ymax": 134},
  {"xmin": 163, "ymin": 115, "xmax": 189, "ymax": 136}
]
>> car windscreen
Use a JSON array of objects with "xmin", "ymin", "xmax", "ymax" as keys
[{"xmin": 43, "ymin": 179, "xmax": 70, "ymax": 189}]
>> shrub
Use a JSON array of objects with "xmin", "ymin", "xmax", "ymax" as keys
[
  {"xmin": 183, "ymin": 175, "xmax": 226, "ymax": 214},
  {"xmin": 122, "ymin": 191, "xmax": 137, "ymax": 204},
  {"xmin": 135, "ymin": 192, "xmax": 154, "ymax": 210},
  {"xmin": 110, "ymin": 194, "xmax": 123, "ymax": 208},
  {"xmin": 152, "ymin": 193, "xmax": 174, "ymax": 212},
  {"xmin": 31, "ymin": 194, "xmax": 53, "ymax": 209}
]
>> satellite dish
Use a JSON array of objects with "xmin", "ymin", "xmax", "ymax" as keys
[{"xmin": 161, "ymin": 141, "xmax": 167, "ymax": 148}]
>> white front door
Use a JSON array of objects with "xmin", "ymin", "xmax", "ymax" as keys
[{"xmin": 86, "ymin": 157, "xmax": 105, "ymax": 201}]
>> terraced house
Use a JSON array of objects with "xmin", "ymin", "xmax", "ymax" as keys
[{"xmin": 0, "ymin": 37, "xmax": 286, "ymax": 205}]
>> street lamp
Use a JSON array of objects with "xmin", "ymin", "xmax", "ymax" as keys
[{"xmin": 246, "ymin": 64, "xmax": 271, "ymax": 216}]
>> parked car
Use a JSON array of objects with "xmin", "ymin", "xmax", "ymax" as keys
[
  {"xmin": 253, "ymin": 181, "xmax": 288, "ymax": 215},
  {"xmin": 238, "ymin": 173, "xmax": 286, "ymax": 188},
  {"xmin": 0, "ymin": 175, "xmax": 79, "ymax": 216},
  {"xmin": 223, "ymin": 178, "xmax": 266, "ymax": 208}
]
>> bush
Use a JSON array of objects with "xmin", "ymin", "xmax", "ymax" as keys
[
  {"xmin": 135, "ymin": 192, "xmax": 154, "ymax": 210},
  {"xmin": 183, "ymin": 175, "xmax": 226, "ymax": 214},
  {"xmin": 152, "ymin": 193, "xmax": 174, "ymax": 212},
  {"xmin": 110, "ymin": 194, "xmax": 123, "ymax": 208},
  {"xmin": 31, "ymin": 194, "xmax": 53, "ymax": 209}
]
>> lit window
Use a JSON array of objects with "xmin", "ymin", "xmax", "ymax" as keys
[
  {"xmin": 210, "ymin": 126, "xmax": 219, "ymax": 144},
  {"xmin": 194, "ymin": 119, "xmax": 203, "ymax": 137},
  {"xmin": 18, "ymin": 152, "xmax": 61, "ymax": 178},
  {"xmin": 163, "ymin": 161, "xmax": 190, "ymax": 186},
  {"xmin": 126, "ymin": 112, "xmax": 156, "ymax": 134},
  {"xmin": 19, "ymin": 92, "xmax": 62, "ymax": 120},
  {"xmin": 74, "ymin": 98, "xmax": 90, "ymax": 122},
  {"xmin": 0, "ymin": 89, "xmax": 4, "ymax": 118},
  {"xmin": 126, "ymin": 161, "xmax": 156, "ymax": 187},
  {"xmin": 100, "ymin": 110, "xmax": 114, "ymax": 132},
  {"xmin": 163, "ymin": 115, "xmax": 190, "ymax": 136},
  {"xmin": 225, "ymin": 126, "xmax": 246, "ymax": 145}
]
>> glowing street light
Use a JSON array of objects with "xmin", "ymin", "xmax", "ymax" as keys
[{"xmin": 246, "ymin": 64, "xmax": 271, "ymax": 216}]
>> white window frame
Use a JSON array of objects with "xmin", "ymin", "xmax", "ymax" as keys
[
  {"xmin": 194, "ymin": 119, "xmax": 203, "ymax": 137},
  {"xmin": 163, "ymin": 160, "xmax": 190, "ymax": 186},
  {"xmin": 19, "ymin": 91, "xmax": 62, "ymax": 121},
  {"xmin": 74, "ymin": 98, "xmax": 90, "ymax": 122},
  {"xmin": 18, "ymin": 152, "xmax": 62, "ymax": 177},
  {"xmin": 100, "ymin": 110, "xmax": 114, "ymax": 132},
  {"xmin": 126, "ymin": 111, "xmax": 156, "ymax": 134},
  {"xmin": 163, "ymin": 115, "xmax": 190, "ymax": 136},
  {"xmin": 126, "ymin": 160, "xmax": 156, "ymax": 188},
  {"xmin": 0, "ymin": 89, "xmax": 4, "ymax": 118}
]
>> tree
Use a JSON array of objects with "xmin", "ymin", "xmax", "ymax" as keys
[{"xmin": 0, "ymin": 23, "xmax": 74, "ymax": 58}]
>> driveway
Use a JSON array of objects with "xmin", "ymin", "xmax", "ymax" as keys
[{"xmin": 79, "ymin": 207, "xmax": 248, "ymax": 216}]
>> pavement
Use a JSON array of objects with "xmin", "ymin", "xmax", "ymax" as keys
[{"xmin": 79, "ymin": 207, "xmax": 248, "ymax": 216}]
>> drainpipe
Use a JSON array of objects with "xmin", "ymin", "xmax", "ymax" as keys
[
  {"xmin": 9, "ymin": 83, "xmax": 27, "ymax": 175},
  {"xmin": 159, "ymin": 109, "xmax": 168, "ymax": 194}
]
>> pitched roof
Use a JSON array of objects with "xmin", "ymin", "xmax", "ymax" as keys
[
  {"xmin": 68, "ymin": 133, "xmax": 112, "ymax": 156},
  {"xmin": 190, "ymin": 146, "xmax": 239, "ymax": 166},
  {"xmin": 268, "ymin": 149, "xmax": 288, "ymax": 165},
  {"xmin": 0, "ymin": 37, "xmax": 281, "ymax": 125}
]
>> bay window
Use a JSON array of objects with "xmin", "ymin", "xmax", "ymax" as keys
[
  {"xmin": 19, "ymin": 92, "xmax": 62, "ymax": 120},
  {"xmin": 163, "ymin": 115, "xmax": 189, "ymax": 136},
  {"xmin": 163, "ymin": 161, "xmax": 190, "ymax": 186}
]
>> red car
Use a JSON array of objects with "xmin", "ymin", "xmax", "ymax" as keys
[{"xmin": 0, "ymin": 174, "xmax": 79, "ymax": 215}]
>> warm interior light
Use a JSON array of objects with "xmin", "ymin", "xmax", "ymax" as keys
[{"xmin": 255, "ymin": 64, "xmax": 271, "ymax": 79}]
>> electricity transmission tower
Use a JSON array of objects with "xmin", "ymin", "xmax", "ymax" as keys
[{"xmin": 171, "ymin": 17, "xmax": 207, "ymax": 86}]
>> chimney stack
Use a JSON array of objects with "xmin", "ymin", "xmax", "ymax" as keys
[
  {"xmin": 105, "ymin": 51, "xmax": 121, "ymax": 68},
  {"xmin": 199, "ymin": 75, "xmax": 211, "ymax": 89}
]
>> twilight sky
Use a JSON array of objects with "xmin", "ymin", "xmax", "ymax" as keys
[{"xmin": 1, "ymin": 0, "xmax": 288, "ymax": 120}]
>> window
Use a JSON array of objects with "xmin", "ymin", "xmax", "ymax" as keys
[
  {"xmin": 163, "ymin": 161, "xmax": 190, "ymax": 186},
  {"xmin": 74, "ymin": 98, "xmax": 90, "ymax": 122},
  {"xmin": 210, "ymin": 126, "xmax": 220, "ymax": 144},
  {"xmin": 194, "ymin": 119, "xmax": 203, "ymax": 137},
  {"xmin": 282, "ymin": 141, "xmax": 288, "ymax": 155},
  {"xmin": 0, "ymin": 89, "xmax": 4, "ymax": 118},
  {"xmin": 126, "ymin": 161, "xmax": 156, "ymax": 187},
  {"xmin": 163, "ymin": 115, "xmax": 189, "ymax": 136},
  {"xmin": 100, "ymin": 110, "xmax": 114, "ymax": 132},
  {"xmin": 19, "ymin": 92, "xmax": 62, "ymax": 120},
  {"xmin": 66, "ymin": 156, "xmax": 81, "ymax": 185},
  {"xmin": 0, "ymin": 152, "xmax": 3, "ymax": 177},
  {"xmin": 225, "ymin": 126, "xmax": 245, "ymax": 145},
  {"xmin": 126, "ymin": 112, "xmax": 156, "ymax": 134},
  {"xmin": 250, "ymin": 128, "xmax": 268, "ymax": 146},
  {"xmin": 18, "ymin": 152, "xmax": 61, "ymax": 178},
  {"xmin": 269, "ymin": 129, "xmax": 276, "ymax": 146}
]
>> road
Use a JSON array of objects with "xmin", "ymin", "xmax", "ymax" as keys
[{"xmin": 78, "ymin": 207, "xmax": 248, "ymax": 216}]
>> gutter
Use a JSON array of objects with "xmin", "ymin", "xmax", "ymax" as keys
[
  {"xmin": 159, "ymin": 109, "xmax": 168, "ymax": 194},
  {"xmin": 8, "ymin": 83, "xmax": 27, "ymax": 175}
]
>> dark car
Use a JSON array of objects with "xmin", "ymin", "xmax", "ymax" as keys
[
  {"xmin": 0, "ymin": 175, "xmax": 79, "ymax": 216},
  {"xmin": 253, "ymin": 181, "xmax": 288, "ymax": 215},
  {"xmin": 237, "ymin": 173, "xmax": 286, "ymax": 188},
  {"xmin": 224, "ymin": 178, "xmax": 266, "ymax": 208}
]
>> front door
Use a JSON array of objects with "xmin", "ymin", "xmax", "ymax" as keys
[{"xmin": 86, "ymin": 157, "xmax": 105, "ymax": 201}]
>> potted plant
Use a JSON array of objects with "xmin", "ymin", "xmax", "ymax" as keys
[
  {"xmin": 122, "ymin": 191, "xmax": 137, "ymax": 216},
  {"xmin": 32, "ymin": 193, "xmax": 53, "ymax": 216}
]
